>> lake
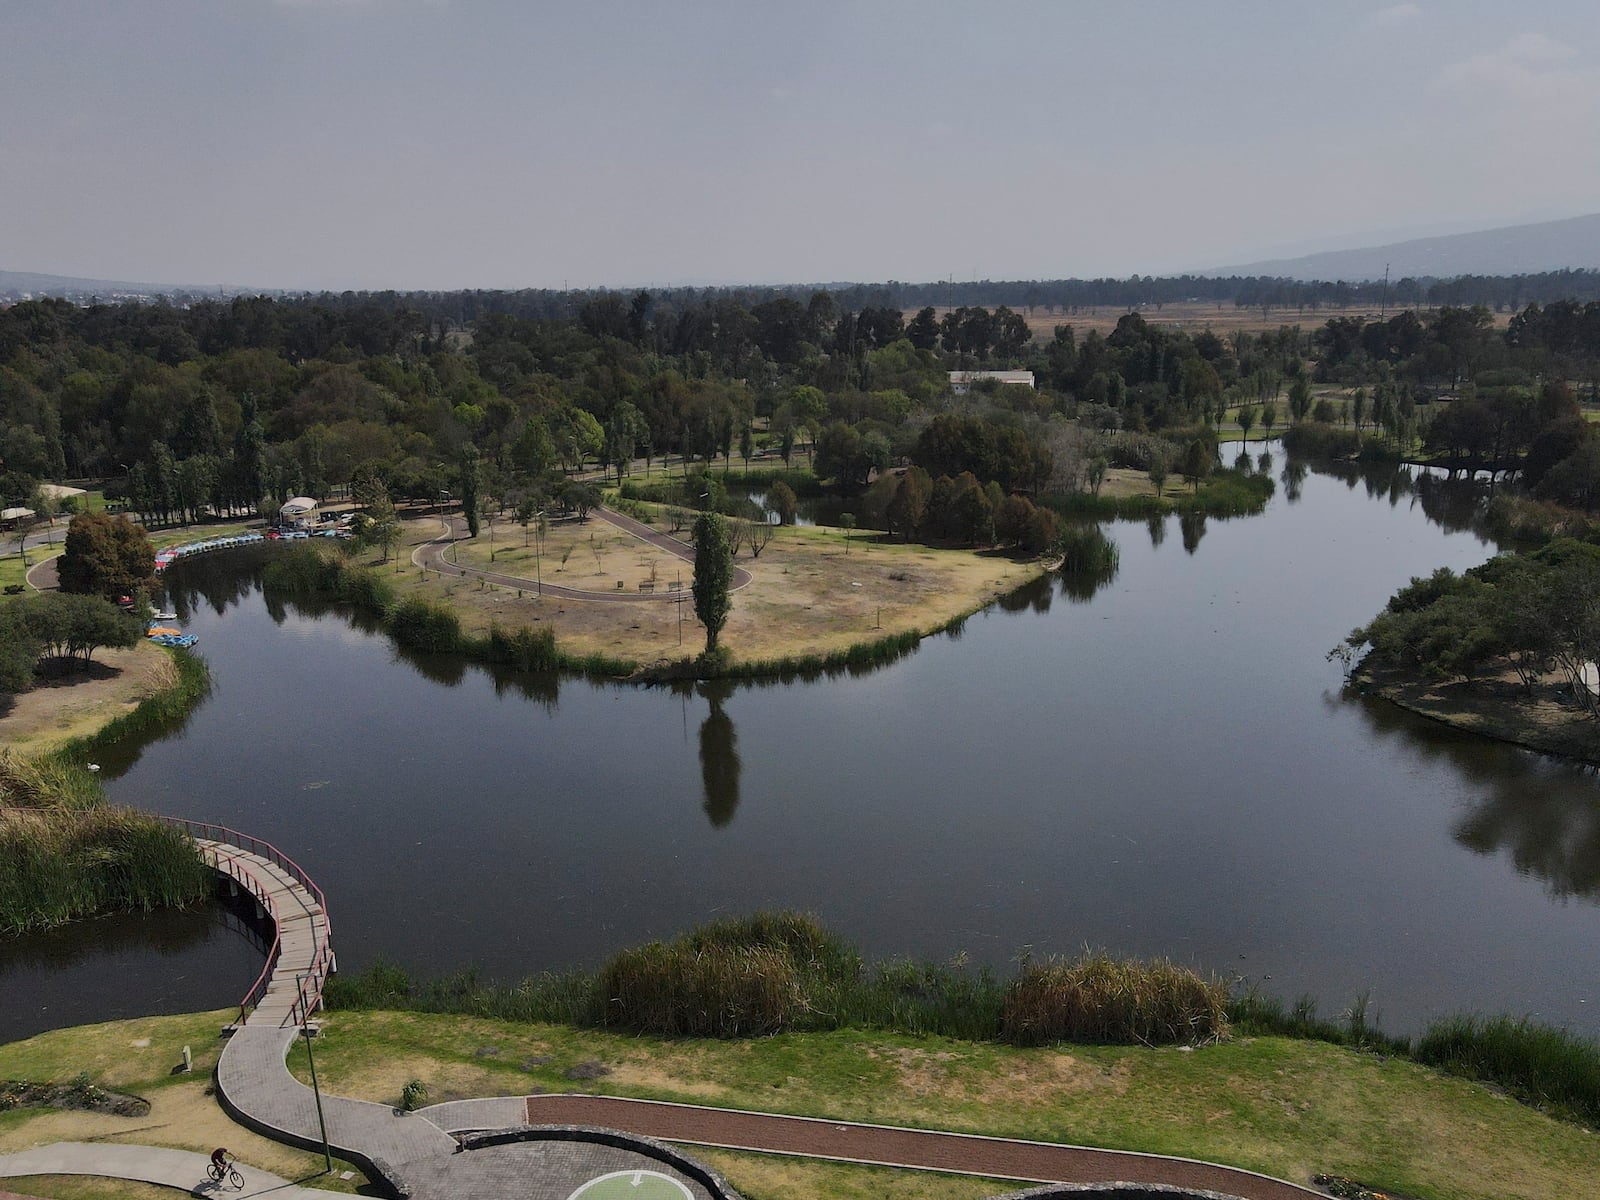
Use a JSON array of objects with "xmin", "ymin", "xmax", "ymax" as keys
[{"xmin": 5, "ymin": 452, "xmax": 1599, "ymax": 1045}]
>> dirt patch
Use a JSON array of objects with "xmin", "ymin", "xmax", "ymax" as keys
[
  {"xmin": 1358, "ymin": 661, "xmax": 1600, "ymax": 764},
  {"xmin": 0, "ymin": 643, "xmax": 175, "ymax": 756}
]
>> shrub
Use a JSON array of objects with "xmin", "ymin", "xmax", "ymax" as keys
[
  {"xmin": 1002, "ymin": 953, "xmax": 1229, "ymax": 1046},
  {"xmin": 400, "ymin": 1079, "xmax": 428, "ymax": 1111}
]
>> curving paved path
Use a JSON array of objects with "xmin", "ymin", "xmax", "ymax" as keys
[
  {"xmin": 411, "ymin": 508, "xmax": 751, "ymax": 602},
  {"xmin": 8, "ymin": 822, "xmax": 1325, "ymax": 1200},
  {"xmin": 520, "ymin": 1096, "xmax": 1321, "ymax": 1199},
  {"xmin": 0, "ymin": 1142, "xmax": 333, "ymax": 1198}
]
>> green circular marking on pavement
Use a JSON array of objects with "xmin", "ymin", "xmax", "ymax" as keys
[{"xmin": 567, "ymin": 1168, "xmax": 694, "ymax": 1200}]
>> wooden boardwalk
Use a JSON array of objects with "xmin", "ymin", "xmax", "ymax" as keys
[{"xmin": 175, "ymin": 823, "xmax": 333, "ymax": 1029}]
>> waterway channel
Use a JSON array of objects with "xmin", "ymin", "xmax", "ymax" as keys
[{"xmin": 5, "ymin": 452, "xmax": 1600, "ymax": 1045}]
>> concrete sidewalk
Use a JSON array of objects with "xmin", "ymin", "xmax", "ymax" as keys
[{"xmin": 0, "ymin": 1141, "xmax": 333, "ymax": 1198}]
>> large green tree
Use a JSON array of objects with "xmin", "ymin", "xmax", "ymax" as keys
[
  {"xmin": 16, "ymin": 592, "xmax": 143, "ymax": 670},
  {"xmin": 691, "ymin": 511, "xmax": 734, "ymax": 654},
  {"xmin": 57, "ymin": 512, "xmax": 157, "ymax": 602}
]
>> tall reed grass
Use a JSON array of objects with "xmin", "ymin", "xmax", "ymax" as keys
[
  {"xmin": 1002, "ymin": 954, "xmax": 1229, "ymax": 1046},
  {"xmin": 0, "ymin": 807, "xmax": 212, "ymax": 935},
  {"xmin": 1414, "ymin": 1014, "xmax": 1600, "ymax": 1127}
]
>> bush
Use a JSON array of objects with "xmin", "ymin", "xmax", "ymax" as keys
[
  {"xmin": 1002, "ymin": 953, "xmax": 1229, "ymax": 1046},
  {"xmin": 400, "ymin": 1079, "xmax": 429, "ymax": 1111}
]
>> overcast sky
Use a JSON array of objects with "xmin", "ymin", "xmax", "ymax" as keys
[{"xmin": 3, "ymin": 1, "xmax": 1597, "ymax": 291}]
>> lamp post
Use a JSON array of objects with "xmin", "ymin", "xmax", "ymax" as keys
[{"xmin": 296, "ymin": 974, "xmax": 333, "ymax": 1173}]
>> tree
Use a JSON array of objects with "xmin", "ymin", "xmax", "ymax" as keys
[
  {"xmin": 839, "ymin": 512, "xmax": 857, "ymax": 553},
  {"xmin": 1180, "ymin": 439, "xmax": 1212, "ymax": 492},
  {"xmin": 16, "ymin": 592, "xmax": 143, "ymax": 670},
  {"xmin": 358, "ymin": 489, "xmax": 401, "ymax": 565},
  {"xmin": 1260, "ymin": 400, "xmax": 1278, "ymax": 441},
  {"xmin": 1147, "ymin": 449, "xmax": 1170, "ymax": 498},
  {"xmin": 1288, "ymin": 377, "xmax": 1312, "ymax": 423},
  {"xmin": 767, "ymin": 480, "xmax": 797, "ymax": 525},
  {"xmin": 885, "ymin": 467, "xmax": 931, "ymax": 542},
  {"xmin": 691, "ymin": 511, "xmax": 734, "ymax": 653},
  {"xmin": 0, "ymin": 603, "xmax": 42, "ymax": 696},
  {"xmin": 459, "ymin": 448, "xmax": 481, "ymax": 538},
  {"xmin": 563, "ymin": 481, "xmax": 602, "ymax": 521},
  {"xmin": 1237, "ymin": 405, "xmax": 1257, "ymax": 443},
  {"xmin": 57, "ymin": 511, "xmax": 156, "ymax": 602}
]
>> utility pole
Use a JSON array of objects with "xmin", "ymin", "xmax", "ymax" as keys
[
  {"xmin": 297, "ymin": 975, "xmax": 333, "ymax": 1173},
  {"xmin": 1381, "ymin": 263, "xmax": 1390, "ymax": 318}
]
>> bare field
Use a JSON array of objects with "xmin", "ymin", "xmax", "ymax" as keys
[
  {"xmin": 0, "ymin": 643, "xmax": 175, "ymax": 756},
  {"xmin": 394, "ymin": 515, "xmax": 1045, "ymax": 668},
  {"xmin": 914, "ymin": 301, "xmax": 1513, "ymax": 339}
]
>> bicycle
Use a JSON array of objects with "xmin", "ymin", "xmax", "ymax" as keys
[{"xmin": 207, "ymin": 1158, "xmax": 245, "ymax": 1189}]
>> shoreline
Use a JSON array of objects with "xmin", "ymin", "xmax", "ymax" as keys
[{"xmin": 1353, "ymin": 660, "xmax": 1600, "ymax": 765}]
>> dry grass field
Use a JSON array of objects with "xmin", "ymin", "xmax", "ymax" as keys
[
  {"xmin": 0, "ymin": 643, "xmax": 175, "ymax": 757},
  {"xmin": 392, "ymin": 513, "xmax": 1046, "ymax": 668},
  {"xmin": 914, "ymin": 301, "xmax": 1513, "ymax": 339}
]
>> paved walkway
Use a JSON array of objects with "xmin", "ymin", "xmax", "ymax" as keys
[
  {"xmin": 11, "ymin": 820, "xmax": 1324, "ymax": 1200},
  {"xmin": 411, "ymin": 508, "xmax": 751, "ymax": 602},
  {"xmin": 0, "ymin": 1142, "xmax": 331, "ymax": 1198},
  {"xmin": 520, "ymin": 1097, "xmax": 1320, "ymax": 1199}
]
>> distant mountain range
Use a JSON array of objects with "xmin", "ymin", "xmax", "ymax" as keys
[
  {"xmin": 0, "ymin": 268, "xmax": 258, "ymax": 301},
  {"xmin": 1209, "ymin": 213, "xmax": 1600, "ymax": 282}
]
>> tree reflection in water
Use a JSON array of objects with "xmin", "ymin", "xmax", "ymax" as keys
[
  {"xmin": 1344, "ymin": 691, "xmax": 1600, "ymax": 901},
  {"xmin": 697, "ymin": 679, "xmax": 740, "ymax": 828}
]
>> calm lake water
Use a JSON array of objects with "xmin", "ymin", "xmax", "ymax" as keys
[{"xmin": 6, "ymin": 453, "xmax": 1600, "ymax": 1044}]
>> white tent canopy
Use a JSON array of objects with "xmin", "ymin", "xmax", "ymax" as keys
[
  {"xmin": 1, "ymin": 507, "xmax": 36, "ymax": 521},
  {"xmin": 280, "ymin": 497, "xmax": 318, "ymax": 514}
]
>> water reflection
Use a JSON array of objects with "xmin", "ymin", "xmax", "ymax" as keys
[
  {"xmin": 1146, "ymin": 514, "xmax": 1167, "ymax": 549},
  {"xmin": 1179, "ymin": 511, "xmax": 1207, "ymax": 555},
  {"xmin": 1306, "ymin": 458, "xmax": 1505, "ymax": 546},
  {"xmin": 698, "ymin": 680, "xmax": 741, "ymax": 828},
  {"xmin": 1281, "ymin": 459, "xmax": 1308, "ymax": 503},
  {"xmin": 1257, "ymin": 450, "xmax": 1273, "ymax": 474},
  {"xmin": 1344, "ymin": 694, "xmax": 1600, "ymax": 901}
]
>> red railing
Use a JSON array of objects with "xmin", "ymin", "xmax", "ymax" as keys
[{"xmin": 155, "ymin": 817, "xmax": 334, "ymax": 1029}]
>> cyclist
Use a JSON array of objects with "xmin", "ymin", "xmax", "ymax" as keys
[{"xmin": 209, "ymin": 1147, "xmax": 230, "ymax": 1176}]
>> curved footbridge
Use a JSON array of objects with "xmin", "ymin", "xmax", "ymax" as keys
[{"xmin": 70, "ymin": 820, "xmax": 1325, "ymax": 1200}]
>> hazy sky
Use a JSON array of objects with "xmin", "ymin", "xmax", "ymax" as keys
[{"xmin": 3, "ymin": 1, "xmax": 1598, "ymax": 290}]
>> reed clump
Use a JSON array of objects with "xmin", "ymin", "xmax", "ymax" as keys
[
  {"xmin": 0, "ymin": 807, "xmax": 211, "ymax": 935},
  {"xmin": 1002, "ymin": 953, "xmax": 1229, "ymax": 1046},
  {"xmin": 0, "ymin": 751, "xmax": 101, "ymax": 811},
  {"xmin": 596, "ymin": 911, "xmax": 861, "ymax": 1037}
]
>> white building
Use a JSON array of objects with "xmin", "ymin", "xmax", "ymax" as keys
[
  {"xmin": 949, "ymin": 370, "xmax": 1036, "ymax": 394},
  {"xmin": 280, "ymin": 497, "xmax": 319, "ymax": 528}
]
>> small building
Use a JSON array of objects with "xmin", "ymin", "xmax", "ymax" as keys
[
  {"xmin": 280, "ymin": 497, "xmax": 319, "ymax": 529},
  {"xmin": 949, "ymin": 370, "xmax": 1036, "ymax": 394},
  {"xmin": 0, "ymin": 506, "xmax": 35, "ymax": 530}
]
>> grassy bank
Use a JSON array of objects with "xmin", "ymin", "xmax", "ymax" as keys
[
  {"xmin": 323, "ymin": 911, "xmax": 1600, "ymax": 1135},
  {"xmin": 1046, "ymin": 468, "xmax": 1273, "ymax": 520},
  {"xmin": 0, "ymin": 648, "xmax": 215, "ymax": 934},
  {"xmin": 279, "ymin": 519, "xmax": 1047, "ymax": 680},
  {"xmin": 0, "ymin": 1009, "xmax": 371, "ymax": 1193},
  {"xmin": 4, "ymin": 1006, "xmax": 1597, "ymax": 1200},
  {"xmin": 280, "ymin": 1011, "xmax": 1597, "ymax": 1200},
  {"xmin": 0, "ymin": 804, "xmax": 212, "ymax": 935}
]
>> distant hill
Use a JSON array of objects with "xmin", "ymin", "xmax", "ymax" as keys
[
  {"xmin": 1210, "ymin": 213, "xmax": 1600, "ymax": 282},
  {"xmin": 0, "ymin": 268, "xmax": 258, "ymax": 301}
]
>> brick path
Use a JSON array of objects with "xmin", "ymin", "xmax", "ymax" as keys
[{"xmin": 522, "ymin": 1096, "xmax": 1323, "ymax": 1200}]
